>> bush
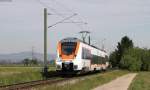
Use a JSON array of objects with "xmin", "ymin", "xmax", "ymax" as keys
[
  {"xmin": 109, "ymin": 51, "xmax": 118, "ymax": 67},
  {"xmin": 119, "ymin": 55, "xmax": 133, "ymax": 69},
  {"xmin": 109, "ymin": 35, "xmax": 150, "ymax": 71},
  {"xmin": 120, "ymin": 55, "xmax": 141, "ymax": 71},
  {"xmin": 119, "ymin": 48, "xmax": 142, "ymax": 71},
  {"xmin": 141, "ymin": 50, "xmax": 150, "ymax": 71}
]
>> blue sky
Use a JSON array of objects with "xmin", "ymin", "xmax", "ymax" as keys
[{"xmin": 0, "ymin": 0, "xmax": 150, "ymax": 54}]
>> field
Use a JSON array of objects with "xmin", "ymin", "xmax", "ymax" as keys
[
  {"xmin": 36, "ymin": 70, "xmax": 129, "ymax": 90},
  {"xmin": 2, "ymin": 67, "xmax": 147, "ymax": 90},
  {"xmin": 0, "ymin": 66, "xmax": 55, "ymax": 86},
  {"xmin": 129, "ymin": 72, "xmax": 150, "ymax": 90}
]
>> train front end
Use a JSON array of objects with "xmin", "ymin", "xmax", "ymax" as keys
[{"xmin": 55, "ymin": 38, "xmax": 81, "ymax": 74}]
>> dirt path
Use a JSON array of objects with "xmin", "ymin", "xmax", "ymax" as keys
[{"xmin": 93, "ymin": 73, "xmax": 137, "ymax": 90}]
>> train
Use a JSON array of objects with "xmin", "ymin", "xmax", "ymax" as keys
[{"xmin": 55, "ymin": 37, "xmax": 109, "ymax": 74}]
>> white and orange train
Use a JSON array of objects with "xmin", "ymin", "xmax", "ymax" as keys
[{"xmin": 55, "ymin": 37, "xmax": 109, "ymax": 74}]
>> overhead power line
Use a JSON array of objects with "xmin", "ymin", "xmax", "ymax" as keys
[
  {"xmin": 36, "ymin": 0, "xmax": 90, "ymax": 31},
  {"xmin": 49, "ymin": 0, "xmax": 75, "ymax": 14},
  {"xmin": 48, "ymin": 13, "xmax": 78, "ymax": 28},
  {"xmin": 36, "ymin": 0, "xmax": 66, "ymax": 16}
]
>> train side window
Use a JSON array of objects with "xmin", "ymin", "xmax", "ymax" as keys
[
  {"xmin": 91, "ymin": 54, "xmax": 105, "ymax": 64},
  {"xmin": 82, "ymin": 48, "xmax": 91, "ymax": 60}
]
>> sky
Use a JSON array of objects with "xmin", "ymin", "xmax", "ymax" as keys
[{"xmin": 0, "ymin": 0, "xmax": 150, "ymax": 54}]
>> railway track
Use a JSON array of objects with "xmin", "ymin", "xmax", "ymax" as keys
[
  {"xmin": 0, "ymin": 78, "xmax": 69, "ymax": 90},
  {"xmin": 0, "ymin": 69, "xmax": 114, "ymax": 90}
]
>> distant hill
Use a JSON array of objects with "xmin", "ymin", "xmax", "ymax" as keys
[{"xmin": 0, "ymin": 52, "xmax": 56, "ymax": 63}]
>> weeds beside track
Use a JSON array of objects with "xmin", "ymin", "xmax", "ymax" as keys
[{"xmin": 0, "ymin": 69, "xmax": 122, "ymax": 90}]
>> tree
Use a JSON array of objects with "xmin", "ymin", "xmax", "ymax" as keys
[
  {"xmin": 22, "ymin": 58, "xmax": 39, "ymax": 66},
  {"xmin": 109, "ymin": 36, "xmax": 150, "ymax": 71},
  {"xmin": 23, "ymin": 58, "xmax": 30, "ymax": 66},
  {"xmin": 120, "ymin": 48, "xmax": 142, "ymax": 71},
  {"xmin": 120, "ymin": 55, "xmax": 134, "ymax": 69},
  {"xmin": 141, "ymin": 49, "xmax": 150, "ymax": 71},
  {"xmin": 109, "ymin": 36, "xmax": 134, "ymax": 68},
  {"xmin": 116, "ymin": 36, "xmax": 133, "ymax": 67},
  {"xmin": 120, "ymin": 36, "xmax": 134, "ymax": 49},
  {"xmin": 109, "ymin": 51, "xmax": 117, "ymax": 67},
  {"xmin": 31, "ymin": 59, "xmax": 38, "ymax": 65}
]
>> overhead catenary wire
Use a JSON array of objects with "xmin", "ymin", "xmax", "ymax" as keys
[
  {"xmin": 49, "ymin": 0, "xmax": 93, "ymax": 30},
  {"xmin": 36, "ymin": 0, "xmax": 89, "ymax": 31},
  {"xmin": 48, "ymin": 0, "xmax": 94, "ymax": 43},
  {"xmin": 48, "ymin": 13, "xmax": 78, "ymax": 28},
  {"xmin": 50, "ymin": 0, "xmax": 92, "ymax": 31},
  {"xmin": 50, "ymin": 0, "xmax": 93, "ymax": 32},
  {"xmin": 49, "ymin": 0, "xmax": 90, "ymax": 23},
  {"xmin": 49, "ymin": 0, "xmax": 76, "ymax": 14},
  {"xmin": 37, "ymin": 0, "xmax": 102, "ymax": 47},
  {"xmin": 36, "ymin": 0, "xmax": 66, "ymax": 16},
  {"xmin": 36, "ymin": 0, "xmax": 105, "ymax": 51}
]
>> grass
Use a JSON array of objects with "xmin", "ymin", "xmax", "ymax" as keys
[
  {"xmin": 129, "ymin": 72, "xmax": 150, "ymax": 90},
  {"xmin": 0, "ymin": 66, "xmax": 55, "ymax": 86},
  {"xmin": 37, "ymin": 70, "xmax": 129, "ymax": 90}
]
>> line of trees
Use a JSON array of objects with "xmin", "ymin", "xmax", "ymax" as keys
[
  {"xmin": 22, "ymin": 58, "xmax": 55, "ymax": 66},
  {"xmin": 22, "ymin": 58, "xmax": 38, "ymax": 66},
  {"xmin": 109, "ymin": 36, "xmax": 150, "ymax": 71}
]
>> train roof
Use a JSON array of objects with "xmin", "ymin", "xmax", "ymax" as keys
[{"xmin": 60, "ymin": 37, "xmax": 106, "ymax": 52}]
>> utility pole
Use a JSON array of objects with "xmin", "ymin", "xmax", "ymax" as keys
[
  {"xmin": 42, "ymin": 8, "xmax": 78, "ymax": 77},
  {"xmin": 44, "ymin": 8, "xmax": 48, "ymax": 75}
]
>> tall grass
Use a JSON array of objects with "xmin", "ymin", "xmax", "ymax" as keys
[
  {"xmin": 37, "ymin": 70, "xmax": 129, "ymax": 90},
  {"xmin": 0, "ymin": 67, "xmax": 55, "ymax": 86},
  {"xmin": 129, "ymin": 72, "xmax": 150, "ymax": 90}
]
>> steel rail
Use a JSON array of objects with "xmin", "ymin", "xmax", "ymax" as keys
[
  {"xmin": 0, "ymin": 78, "xmax": 68, "ymax": 90},
  {"xmin": 0, "ymin": 69, "xmax": 115, "ymax": 90}
]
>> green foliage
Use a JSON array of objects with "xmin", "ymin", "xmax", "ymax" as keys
[
  {"xmin": 109, "ymin": 36, "xmax": 150, "ymax": 71},
  {"xmin": 120, "ymin": 36, "xmax": 134, "ymax": 49},
  {"xmin": 109, "ymin": 36, "xmax": 134, "ymax": 68},
  {"xmin": 109, "ymin": 51, "xmax": 118, "ymax": 67},
  {"xmin": 120, "ymin": 55, "xmax": 133, "ymax": 69},
  {"xmin": 117, "ymin": 47, "xmax": 150, "ymax": 71},
  {"xmin": 141, "ymin": 50, "xmax": 150, "ymax": 71},
  {"xmin": 120, "ymin": 48, "xmax": 142, "ymax": 71},
  {"xmin": 0, "ymin": 66, "xmax": 55, "ymax": 86},
  {"xmin": 116, "ymin": 36, "xmax": 134, "ymax": 66},
  {"xmin": 0, "ymin": 67, "xmax": 42, "ymax": 85},
  {"xmin": 22, "ymin": 58, "xmax": 38, "ymax": 66},
  {"xmin": 30, "ymin": 59, "xmax": 38, "ymax": 65},
  {"xmin": 23, "ymin": 58, "xmax": 30, "ymax": 66}
]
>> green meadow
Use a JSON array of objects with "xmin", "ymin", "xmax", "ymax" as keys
[
  {"xmin": 129, "ymin": 72, "xmax": 150, "ymax": 90},
  {"xmin": 0, "ymin": 66, "xmax": 55, "ymax": 86}
]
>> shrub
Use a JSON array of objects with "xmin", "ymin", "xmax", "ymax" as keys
[
  {"xmin": 119, "ymin": 48, "xmax": 142, "ymax": 71},
  {"xmin": 109, "ymin": 51, "xmax": 118, "ymax": 67},
  {"xmin": 141, "ymin": 50, "xmax": 150, "ymax": 71},
  {"xmin": 109, "ymin": 35, "xmax": 150, "ymax": 71}
]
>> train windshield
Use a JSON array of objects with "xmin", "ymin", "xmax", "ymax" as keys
[{"xmin": 61, "ymin": 42, "xmax": 77, "ymax": 55}]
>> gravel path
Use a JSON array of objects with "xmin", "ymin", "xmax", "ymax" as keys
[{"xmin": 93, "ymin": 73, "xmax": 137, "ymax": 90}]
